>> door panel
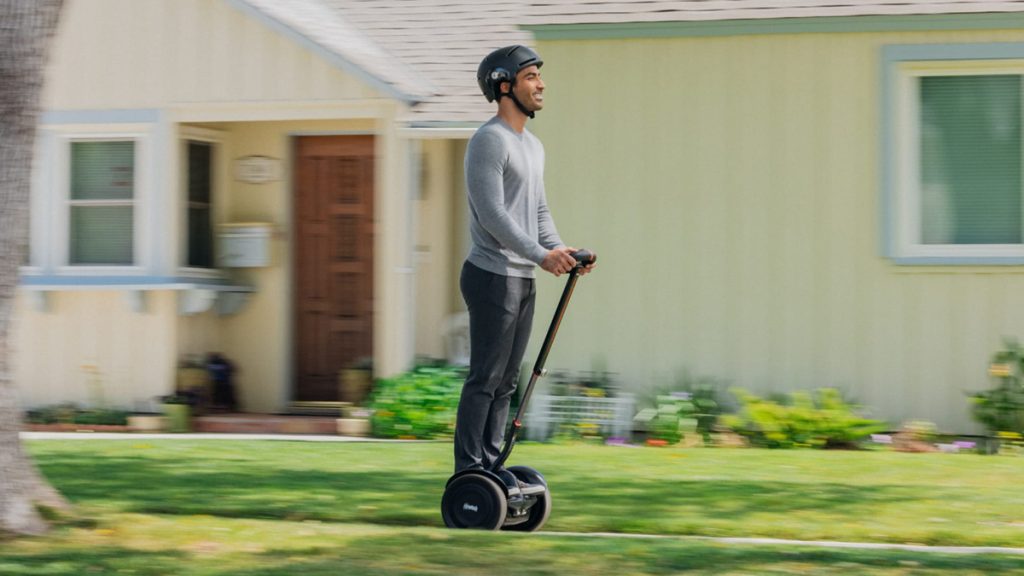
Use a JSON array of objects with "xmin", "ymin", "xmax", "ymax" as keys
[{"xmin": 293, "ymin": 136, "xmax": 374, "ymax": 401}]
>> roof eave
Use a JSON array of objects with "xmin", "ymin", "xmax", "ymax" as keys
[{"xmin": 229, "ymin": 0, "xmax": 432, "ymax": 104}]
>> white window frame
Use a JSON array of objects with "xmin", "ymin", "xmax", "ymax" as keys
[
  {"xmin": 883, "ymin": 44, "xmax": 1024, "ymax": 265},
  {"xmin": 178, "ymin": 126, "xmax": 225, "ymax": 277},
  {"xmin": 894, "ymin": 60, "xmax": 1024, "ymax": 260},
  {"xmin": 53, "ymin": 123, "xmax": 152, "ymax": 275}
]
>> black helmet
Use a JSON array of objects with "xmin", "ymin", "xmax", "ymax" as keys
[{"xmin": 477, "ymin": 45, "xmax": 543, "ymax": 103}]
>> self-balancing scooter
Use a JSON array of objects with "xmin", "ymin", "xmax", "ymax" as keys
[{"xmin": 441, "ymin": 249, "xmax": 596, "ymax": 531}]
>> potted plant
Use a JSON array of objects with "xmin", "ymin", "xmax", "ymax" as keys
[
  {"xmin": 338, "ymin": 357, "xmax": 373, "ymax": 404},
  {"xmin": 158, "ymin": 391, "xmax": 197, "ymax": 433},
  {"xmin": 337, "ymin": 406, "xmax": 373, "ymax": 437},
  {"xmin": 127, "ymin": 412, "xmax": 165, "ymax": 432}
]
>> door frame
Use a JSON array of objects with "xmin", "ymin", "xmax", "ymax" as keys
[{"xmin": 287, "ymin": 130, "xmax": 376, "ymax": 403}]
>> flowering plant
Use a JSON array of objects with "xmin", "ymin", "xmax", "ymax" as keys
[{"xmin": 970, "ymin": 338, "xmax": 1024, "ymax": 436}]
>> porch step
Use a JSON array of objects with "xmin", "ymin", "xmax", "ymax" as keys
[
  {"xmin": 193, "ymin": 413, "xmax": 339, "ymax": 435},
  {"xmin": 286, "ymin": 401, "xmax": 351, "ymax": 416}
]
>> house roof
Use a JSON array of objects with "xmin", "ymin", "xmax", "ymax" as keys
[
  {"xmin": 237, "ymin": 0, "xmax": 533, "ymax": 126},
  {"xmin": 235, "ymin": 0, "xmax": 436, "ymax": 103},
  {"xmin": 326, "ymin": 0, "xmax": 534, "ymax": 126},
  {"xmin": 238, "ymin": 0, "xmax": 1024, "ymax": 127},
  {"xmin": 520, "ymin": 1, "xmax": 1024, "ymax": 25}
]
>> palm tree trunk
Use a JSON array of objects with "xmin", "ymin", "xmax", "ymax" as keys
[{"xmin": 0, "ymin": 0, "xmax": 67, "ymax": 536}]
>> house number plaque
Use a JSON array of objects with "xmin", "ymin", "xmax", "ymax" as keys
[{"xmin": 235, "ymin": 155, "xmax": 281, "ymax": 184}]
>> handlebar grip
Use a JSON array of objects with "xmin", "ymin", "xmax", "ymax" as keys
[{"xmin": 572, "ymin": 249, "xmax": 596, "ymax": 266}]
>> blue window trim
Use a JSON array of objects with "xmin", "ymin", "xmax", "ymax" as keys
[
  {"xmin": 528, "ymin": 13, "xmax": 1024, "ymax": 41},
  {"xmin": 19, "ymin": 275, "xmax": 251, "ymax": 292},
  {"xmin": 881, "ymin": 43, "xmax": 1024, "ymax": 266}
]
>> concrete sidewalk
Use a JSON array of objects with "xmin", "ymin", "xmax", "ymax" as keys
[{"xmin": 548, "ymin": 531, "xmax": 1024, "ymax": 556}]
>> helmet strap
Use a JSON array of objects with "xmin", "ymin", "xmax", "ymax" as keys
[{"xmin": 501, "ymin": 80, "xmax": 535, "ymax": 119}]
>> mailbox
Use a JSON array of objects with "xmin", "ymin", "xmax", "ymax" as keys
[{"xmin": 218, "ymin": 223, "xmax": 272, "ymax": 268}]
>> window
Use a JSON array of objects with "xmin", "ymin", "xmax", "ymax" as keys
[
  {"xmin": 885, "ymin": 45, "xmax": 1024, "ymax": 263},
  {"xmin": 68, "ymin": 140, "xmax": 135, "ymax": 265},
  {"xmin": 186, "ymin": 141, "xmax": 214, "ymax": 268},
  {"xmin": 919, "ymin": 75, "xmax": 1021, "ymax": 245}
]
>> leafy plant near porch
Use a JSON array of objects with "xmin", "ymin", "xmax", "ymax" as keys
[
  {"xmin": 24, "ymin": 404, "xmax": 129, "ymax": 426},
  {"xmin": 970, "ymin": 338, "xmax": 1024, "ymax": 436},
  {"xmin": 367, "ymin": 364, "xmax": 465, "ymax": 439},
  {"xmin": 723, "ymin": 388, "xmax": 885, "ymax": 449}
]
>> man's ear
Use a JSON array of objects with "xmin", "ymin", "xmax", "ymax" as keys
[{"xmin": 499, "ymin": 80, "xmax": 512, "ymax": 96}]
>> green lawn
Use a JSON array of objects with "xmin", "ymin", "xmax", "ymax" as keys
[{"xmin": 1, "ymin": 440, "xmax": 1021, "ymax": 575}]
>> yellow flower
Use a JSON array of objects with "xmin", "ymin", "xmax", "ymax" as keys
[{"xmin": 988, "ymin": 363, "xmax": 1012, "ymax": 378}]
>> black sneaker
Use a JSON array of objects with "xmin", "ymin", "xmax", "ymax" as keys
[
  {"xmin": 495, "ymin": 468, "xmax": 544, "ymax": 493},
  {"xmin": 495, "ymin": 468, "xmax": 521, "ymax": 491}
]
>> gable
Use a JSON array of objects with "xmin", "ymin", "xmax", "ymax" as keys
[{"xmin": 44, "ymin": 0, "xmax": 391, "ymax": 111}]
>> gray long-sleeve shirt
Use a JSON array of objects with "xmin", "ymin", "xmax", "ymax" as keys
[{"xmin": 465, "ymin": 117, "xmax": 563, "ymax": 278}]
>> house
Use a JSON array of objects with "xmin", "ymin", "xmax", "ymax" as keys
[
  {"xmin": 519, "ymin": 0, "xmax": 1024, "ymax": 432},
  {"xmin": 17, "ymin": 0, "xmax": 1024, "ymax": 432},
  {"xmin": 15, "ymin": 0, "xmax": 531, "ymax": 413}
]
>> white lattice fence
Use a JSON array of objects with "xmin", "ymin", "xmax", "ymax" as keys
[{"xmin": 524, "ymin": 394, "xmax": 635, "ymax": 441}]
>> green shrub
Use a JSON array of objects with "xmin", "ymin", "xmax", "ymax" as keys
[
  {"xmin": 634, "ymin": 390, "xmax": 719, "ymax": 445},
  {"xmin": 634, "ymin": 372, "xmax": 725, "ymax": 445},
  {"xmin": 970, "ymin": 338, "xmax": 1024, "ymax": 436},
  {"xmin": 72, "ymin": 409, "xmax": 129, "ymax": 426},
  {"xmin": 723, "ymin": 388, "xmax": 885, "ymax": 449},
  {"xmin": 367, "ymin": 365, "xmax": 465, "ymax": 439},
  {"xmin": 24, "ymin": 404, "xmax": 129, "ymax": 426},
  {"xmin": 25, "ymin": 404, "xmax": 73, "ymax": 424}
]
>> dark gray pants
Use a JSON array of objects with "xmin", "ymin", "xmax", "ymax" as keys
[{"xmin": 454, "ymin": 261, "xmax": 536, "ymax": 472}]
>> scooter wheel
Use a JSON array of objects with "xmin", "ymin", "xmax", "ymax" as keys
[
  {"xmin": 441, "ymin": 473, "xmax": 507, "ymax": 530},
  {"xmin": 503, "ymin": 466, "xmax": 552, "ymax": 532}
]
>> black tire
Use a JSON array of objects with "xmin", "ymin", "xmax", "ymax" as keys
[
  {"xmin": 441, "ymin": 473, "xmax": 507, "ymax": 530},
  {"xmin": 503, "ymin": 466, "xmax": 552, "ymax": 532}
]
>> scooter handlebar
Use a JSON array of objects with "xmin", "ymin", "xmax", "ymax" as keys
[{"xmin": 572, "ymin": 249, "xmax": 596, "ymax": 267}]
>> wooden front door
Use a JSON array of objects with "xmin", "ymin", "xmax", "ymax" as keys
[{"xmin": 293, "ymin": 136, "xmax": 374, "ymax": 401}]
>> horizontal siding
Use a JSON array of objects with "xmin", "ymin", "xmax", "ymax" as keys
[
  {"xmin": 533, "ymin": 28, "xmax": 1024, "ymax": 432},
  {"xmin": 44, "ymin": 0, "xmax": 376, "ymax": 110}
]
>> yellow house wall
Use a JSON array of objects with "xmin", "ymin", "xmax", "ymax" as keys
[
  {"xmin": 533, "ymin": 28, "xmax": 1024, "ymax": 432},
  {"xmin": 449, "ymin": 140, "xmax": 470, "ymax": 313},
  {"xmin": 195, "ymin": 117, "xmax": 408, "ymax": 412},
  {"xmin": 24, "ymin": 0, "xmax": 418, "ymax": 412},
  {"xmin": 44, "ymin": 0, "xmax": 377, "ymax": 110},
  {"xmin": 414, "ymin": 140, "xmax": 455, "ymax": 360},
  {"xmin": 20, "ymin": 116, "xmax": 411, "ymax": 414},
  {"xmin": 13, "ymin": 291, "xmax": 178, "ymax": 411},
  {"xmin": 412, "ymin": 138, "xmax": 472, "ymax": 362}
]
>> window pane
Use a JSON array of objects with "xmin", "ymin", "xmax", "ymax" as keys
[
  {"xmin": 71, "ymin": 141, "xmax": 134, "ymax": 201},
  {"xmin": 70, "ymin": 206, "xmax": 133, "ymax": 264},
  {"xmin": 920, "ymin": 75, "xmax": 1021, "ymax": 245},
  {"xmin": 188, "ymin": 141, "xmax": 212, "ymax": 203},
  {"xmin": 187, "ymin": 141, "xmax": 214, "ymax": 268},
  {"xmin": 188, "ymin": 206, "xmax": 213, "ymax": 268}
]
